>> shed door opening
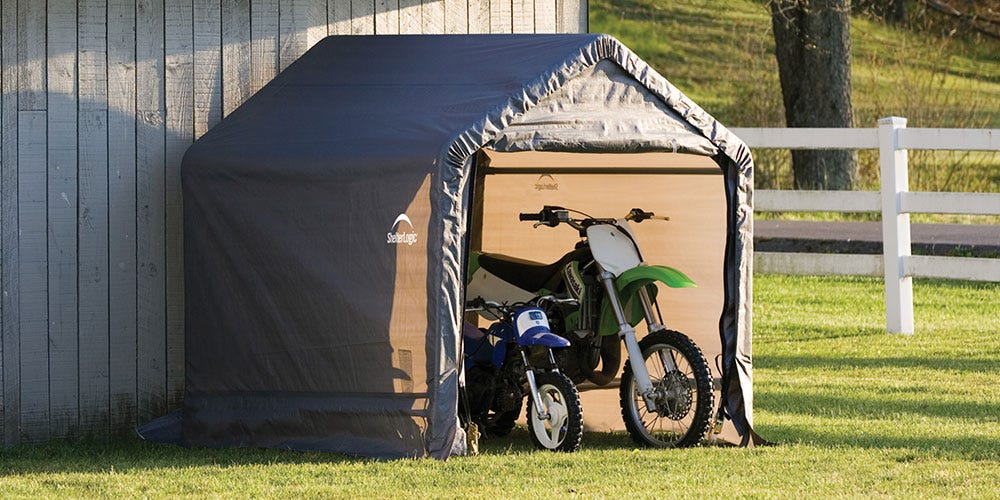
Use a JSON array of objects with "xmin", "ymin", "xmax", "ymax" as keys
[{"xmin": 468, "ymin": 150, "xmax": 737, "ymax": 441}]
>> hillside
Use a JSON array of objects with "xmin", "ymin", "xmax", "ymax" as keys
[{"xmin": 590, "ymin": 0, "xmax": 1000, "ymax": 191}]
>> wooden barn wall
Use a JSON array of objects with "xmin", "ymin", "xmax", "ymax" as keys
[{"xmin": 0, "ymin": 0, "xmax": 589, "ymax": 445}]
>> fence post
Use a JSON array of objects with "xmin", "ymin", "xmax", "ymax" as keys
[{"xmin": 878, "ymin": 117, "xmax": 914, "ymax": 334}]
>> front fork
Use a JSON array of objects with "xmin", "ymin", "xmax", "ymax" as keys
[
  {"xmin": 599, "ymin": 270, "xmax": 675, "ymax": 413},
  {"xmin": 522, "ymin": 349, "xmax": 560, "ymax": 421}
]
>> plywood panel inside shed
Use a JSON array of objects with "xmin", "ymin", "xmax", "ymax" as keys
[{"xmin": 474, "ymin": 150, "xmax": 737, "ymax": 441}]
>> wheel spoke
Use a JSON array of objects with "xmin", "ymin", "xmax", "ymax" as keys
[
  {"xmin": 544, "ymin": 390, "xmax": 561, "ymax": 417},
  {"xmin": 548, "ymin": 421, "xmax": 561, "ymax": 443},
  {"xmin": 549, "ymin": 401, "xmax": 568, "ymax": 430}
]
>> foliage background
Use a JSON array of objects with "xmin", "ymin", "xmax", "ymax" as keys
[{"xmin": 590, "ymin": 0, "xmax": 1000, "ymax": 192}]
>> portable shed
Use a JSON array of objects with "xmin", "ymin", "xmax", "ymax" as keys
[{"xmin": 168, "ymin": 34, "xmax": 756, "ymax": 458}]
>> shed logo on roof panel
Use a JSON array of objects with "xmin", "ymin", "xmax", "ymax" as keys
[
  {"xmin": 388, "ymin": 213, "xmax": 418, "ymax": 246},
  {"xmin": 534, "ymin": 174, "xmax": 559, "ymax": 191}
]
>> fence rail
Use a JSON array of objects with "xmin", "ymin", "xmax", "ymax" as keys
[{"xmin": 733, "ymin": 118, "xmax": 1000, "ymax": 334}]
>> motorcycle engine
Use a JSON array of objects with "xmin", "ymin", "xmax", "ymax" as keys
[
  {"xmin": 493, "ymin": 353, "xmax": 525, "ymax": 413},
  {"xmin": 544, "ymin": 300, "xmax": 621, "ymax": 386}
]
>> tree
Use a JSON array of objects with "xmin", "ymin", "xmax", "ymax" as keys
[{"xmin": 770, "ymin": 0, "xmax": 858, "ymax": 190}]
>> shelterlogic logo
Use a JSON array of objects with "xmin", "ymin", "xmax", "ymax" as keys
[
  {"xmin": 387, "ymin": 213, "xmax": 418, "ymax": 246},
  {"xmin": 534, "ymin": 174, "xmax": 559, "ymax": 191}
]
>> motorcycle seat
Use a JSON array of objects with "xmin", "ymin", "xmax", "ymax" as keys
[{"xmin": 478, "ymin": 248, "xmax": 590, "ymax": 293}]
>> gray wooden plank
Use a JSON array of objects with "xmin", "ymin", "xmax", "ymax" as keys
[
  {"xmin": 399, "ymin": 0, "xmax": 420, "ymax": 34},
  {"xmin": 577, "ymin": 0, "xmax": 587, "ymax": 32},
  {"xmin": 17, "ymin": 111, "xmax": 48, "ymax": 444},
  {"xmin": 279, "ymin": 0, "xmax": 325, "ymax": 70},
  {"xmin": 195, "ymin": 0, "xmax": 222, "ymax": 137},
  {"xmin": 375, "ymin": 0, "xmax": 400, "ymax": 34},
  {"xmin": 422, "ymin": 0, "xmax": 444, "ymax": 33},
  {"xmin": 77, "ymin": 0, "xmax": 111, "ymax": 437},
  {"xmin": 137, "ymin": 0, "xmax": 168, "ymax": 423},
  {"xmin": 223, "ymin": 0, "xmax": 252, "ymax": 116},
  {"xmin": 350, "ymin": 0, "xmax": 375, "ymax": 34},
  {"xmin": 16, "ymin": 0, "xmax": 48, "ymax": 445},
  {"xmin": 47, "ymin": 0, "xmax": 80, "ymax": 440},
  {"xmin": 306, "ymin": 0, "xmax": 326, "ymax": 47},
  {"xmin": 0, "ymin": 0, "xmax": 19, "ymax": 447},
  {"xmin": 251, "ymin": 0, "xmax": 280, "ymax": 93},
  {"xmin": 78, "ymin": 111, "xmax": 111, "ymax": 436},
  {"xmin": 136, "ymin": 110, "xmax": 167, "ymax": 423},
  {"xmin": 443, "ymin": 0, "xmax": 467, "ymax": 33},
  {"xmin": 468, "ymin": 0, "xmax": 489, "ymax": 33},
  {"xmin": 328, "ymin": 0, "xmax": 352, "ymax": 35},
  {"xmin": 534, "ymin": 0, "xmax": 556, "ymax": 33},
  {"xmin": 0, "ymin": 0, "xmax": 4, "ymax": 445},
  {"xmin": 555, "ymin": 0, "xmax": 563, "ymax": 32},
  {"xmin": 17, "ymin": 0, "xmax": 46, "ymax": 111},
  {"xmin": 511, "ymin": 0, "xmax": 533, "ymax": 33},
  {"xmin": 279, "ymin": 0, "xmax": 306, "ymax": 70},
  {"xmin": 165, "ymin": 0, "xmax": 194, "ymax": 408},
  {"xmin": 557, "ymin": 0, "xmax": 585, "ymax": 33},
  {"xmin": 490, "ymin": 0, "xmax": 512, "ymax": 33},
  {"xmin": 108, "ymin": 0, "xmax": 139, "ymax": 436}
]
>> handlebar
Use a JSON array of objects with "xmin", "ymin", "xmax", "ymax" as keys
[
  {"xmin": 626, "ymin": 208, "xmax": 669, "ymax": 222},
  {"xmin": 465, "ymin": 295, "xmax": 578, "ymax": 314},
  {"xmin": 519, "ymin": 206, "xmax": 565, "ymax": 228},
  {"xmin": 518, "ymin": 206, "xmax": 668, "ymax": 230}
]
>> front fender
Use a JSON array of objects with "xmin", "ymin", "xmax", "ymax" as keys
[
  {"xmin": 598, "ymin": 265, "xmax": 697, "ymax": 335},
  {"xmin": 617, "ymin": 265, "xmax": 697, "ymax": 291}
]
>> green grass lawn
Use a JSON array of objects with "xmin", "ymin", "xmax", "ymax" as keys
[{"xmin": 1, "ymin": 275, "xmax": 997, "ymax": 498}]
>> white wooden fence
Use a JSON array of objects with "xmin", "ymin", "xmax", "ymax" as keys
[{"xmin": 732, "ymin": 117, "xmax": 1000, "ymax": 334}]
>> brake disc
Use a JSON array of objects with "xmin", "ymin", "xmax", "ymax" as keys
[{"xmin": 657, "ymin": 370, "xmax": 693, "ymax": 420}]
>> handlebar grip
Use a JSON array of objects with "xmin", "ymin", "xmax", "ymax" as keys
[{"xmin": 519, "ymin": 212, "xmax": 543, "ymax": 221}]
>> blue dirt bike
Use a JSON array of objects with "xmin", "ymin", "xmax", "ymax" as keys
[{"xmin": 461, "ymin": 296, "xmax": 584, "ymax": 452}]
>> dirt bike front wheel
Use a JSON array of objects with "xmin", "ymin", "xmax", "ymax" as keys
[
  {"xmin": 619, "ymin": 329, "xmax": 714, "ymax": 448},
  {"xmin": 527, "ymin": 371, "xmax": 584, "ymax": 452}
]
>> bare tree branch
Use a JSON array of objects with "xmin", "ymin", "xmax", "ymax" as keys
[{"xmin": 921, "ymin": 0, "xmax": 1000, "ymax": 38}]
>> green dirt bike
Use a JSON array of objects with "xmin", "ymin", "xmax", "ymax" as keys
[{"xmin": 465, "ymin": 206, "xmax": 715, "ymax": 448}]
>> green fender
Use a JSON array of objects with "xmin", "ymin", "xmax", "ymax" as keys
[{"xmin": 598, "ymin": 265, "xmax": 697, "ymax": 336}]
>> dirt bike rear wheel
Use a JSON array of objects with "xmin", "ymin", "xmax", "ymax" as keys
[
  {"xmin": 527, "ymin": 371, "xmax": 584, "ymax": 452},
  {"xmin": 619, "ymin": 329, "xmax": 714, "ymax": 448}
]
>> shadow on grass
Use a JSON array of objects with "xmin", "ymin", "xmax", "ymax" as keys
[
  {"xmin": 476, "ymin": 427, "xmax": 672, "ymax": 454},
  {"xmin": 756, "ymin": 354, "xmax": 1000, "ymax": 374},
  {"xmin": 757, "ymin": 389, "xmax": 1000, "ymax": 423},
  {"xmin": 761, "ymin": 423, "xmax": 999, "ymax": 462},
  {"xmin": 0, "ymin": 437, "xmax": 374, "ymax": 475},
  {"xmin": 754, "ymin": 325, "xmax": 885, "ymax": 345},
  {"xmin": 0, "ymin": 427, "xmax": 731, "ymax": 475},
  {"xmin": 913, "ymin": 278, "xmax": 1000, "ymax": 293}
]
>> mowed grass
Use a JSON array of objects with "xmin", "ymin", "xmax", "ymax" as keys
[{"xmin": 1, "ymin": 275, "xmax": 998, "ymax": 498}]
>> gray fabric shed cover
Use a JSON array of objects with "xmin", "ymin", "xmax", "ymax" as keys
[{"xmin": 174, "ymin": 34, "xmax": 755, "ymax": 459}]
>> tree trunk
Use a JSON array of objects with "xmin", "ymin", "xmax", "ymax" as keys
[{"xmin": 771, "ymin": 0, "xmax": 858, "ymax": 190}]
